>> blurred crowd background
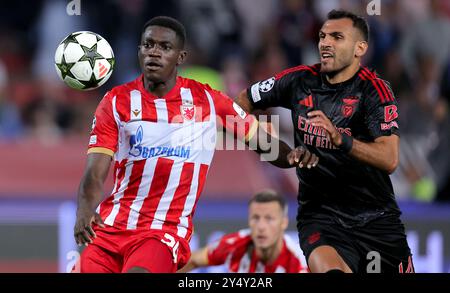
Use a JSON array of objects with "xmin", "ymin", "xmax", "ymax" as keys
[
  {"xmin": 0, "ymin": 0, "xmax": 449, "ymax": 272},
  {"xmin": 1, "ymin": 0, "xmax": 449, "ymax": 202}
]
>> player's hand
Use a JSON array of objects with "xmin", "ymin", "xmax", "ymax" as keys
[
  {"xmin": 287, "ymin": 146, "xmax": 319, "ymax": 169},
  {"xmin": 307, "ymin": 110, "xmax": 342, "ymax": 147},
  {"xmin": 74, "ymin": 209, "xmax": 105, "ymax": 246}
]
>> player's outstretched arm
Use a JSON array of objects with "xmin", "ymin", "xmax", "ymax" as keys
[
  {"xmin": 247, "ymin": 124, "xmax": 319, "ymax": 169},
  {"xmin": 234, "ymin": 89, "xmax": 319, "ymax": 169},
  {"xmin": 235, "ymin": 89, "xmax": 254, "ymax": 114},
  {"xmin": 307, "ymin": 110, "xmax": 399, "ymax": 174},
  {"xmin": 74, "ymin": 153, "xmax": 111, "ymax": 246},
  {"xmin": 177, "ymin": 247, "xmax": 209, "ymax": 273}
]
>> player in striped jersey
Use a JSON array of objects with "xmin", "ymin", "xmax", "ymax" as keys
[
  {"xmin": 178, "ymin": 190, "xmax": 308, "ymax": 273},
  {"xmin": 235, "ymin": 10, "xmax": 414, "ymax": 273},
  {"xmin": 73, "ymin": 16, "xmax": 319, "ymax": 273}
]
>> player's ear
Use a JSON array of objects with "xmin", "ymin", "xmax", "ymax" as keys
[
  {"xmin": 355, "ymin": 41, "xmax": 368, "ymax": 58},
  {"xmin": 177, "ymin": 50, "xmax": 187, "ymax": 66}
]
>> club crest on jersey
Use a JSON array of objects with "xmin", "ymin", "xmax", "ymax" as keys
[
  {"xmin": 181, "ymin": 102, "xmax": 195, "ymax": 121},
  {"xmin": 341, "ymin": 97, "xmax": 359, "ymax": 118},
  {"xmin": 259, "ymin": 77, "xmax": 275, "ymax": 93}
]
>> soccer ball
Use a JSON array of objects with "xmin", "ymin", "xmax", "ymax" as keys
[{"xmin": 54, "ymin": 31, "xmax": 115, "ymax": 90}]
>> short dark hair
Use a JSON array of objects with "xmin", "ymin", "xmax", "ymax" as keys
[
  {"xmin": 327, "ymin": 9, "xmax": 369, "ymax": 42},
  {"xmin": 142, "ymin": 16, "xmax": 186, "ymax": 48},
  {"xmin": 249, "ymin": 189, "xmax": 287, "ymax": 215}
]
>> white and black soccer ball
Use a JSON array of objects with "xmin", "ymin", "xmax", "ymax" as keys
[{"xmin": 54, "ymin": 31, "xmax": 115, "ymax": 91}]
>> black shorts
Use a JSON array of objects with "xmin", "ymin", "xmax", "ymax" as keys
[{"xmin": 297, "ymin": 208, "xmax": 414, "ymax": 273}]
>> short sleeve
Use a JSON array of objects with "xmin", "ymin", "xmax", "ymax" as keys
[
  {"xmin": 364, "ymin": 80, "xmax": 400, "ymax": 139},
  {"xmin": 87, "ymin": 92, "xmax": 118, "ymax": 156},
  {"xmin": 209, "ymin": 88, "xmax": 258, "ymax": 142},
  {"xmin": 246, "ymin": 65, "xmax": 316, "ymax": 110},
  {"xmin": 207, "ymin": 232, "xmax": 239, "ymax": 266},
  {"xmin": 246, "ymin": 74, "xmax": 293, "ymax": 110}
]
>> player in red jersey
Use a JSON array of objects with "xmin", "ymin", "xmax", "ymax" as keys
[
  {"xmin": 178, "ymin": 190, "xmax": 308, "ymax": 273},
  {"xmin": 73, "ymin": 16, "xmax": 319, "ymax": 273}
]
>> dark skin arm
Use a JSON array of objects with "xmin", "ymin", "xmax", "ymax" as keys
[
  {"xmin": 74, "ymin": 153, "xmax": 112, "ymax": 246},
  {"xmin": 235, "ymin": 89, "xmax": 319, "ymax": 169},
  {"xmin": 235, "ymin": 89, "xmax": 254, "ymax": 113},
  {"xmin": 307, "ymin": 110, "xmax": 399, "ymax": 174},
  {"xmin": 247, "ymin": 123, "xmax": 319, "ymax": 169}
]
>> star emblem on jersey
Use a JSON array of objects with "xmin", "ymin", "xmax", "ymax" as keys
[
  {"xmin": 258, "ymin": 77, "xmax": 275, "ymax": 93},
  {"xmin": 181, "ymin": 103, "xmax": 195, "ymax": 121}
]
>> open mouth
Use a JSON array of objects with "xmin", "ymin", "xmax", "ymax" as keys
[
  {"xmin": 256, "ymin": 235, "xmax": 267, "ymax": 241},
  {"xmin": 321, "ymin": 52, "xmax": 334, "ymax": 61}
]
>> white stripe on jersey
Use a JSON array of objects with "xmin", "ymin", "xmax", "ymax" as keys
[
  {"xmin": 176, "ymin": 163, "xmax": 200, "ymax": 238},
  {"xmin": 104, "ymin": 162, "xmax": 134, "ymax": 226},
  {"xmin": 154, "ymin": 99, "xmax": 168, "ymax": 123},
  {"xmin": 150, "ymin": 161, "xmax": 184, "ymax": 230},
  {"xmin": 237, "ymin": 252, "xmax": 251, "ymax": 273},
  {"xmin": 96, "ymin": 167, "xmax": 120, "ymax": 215},
  {"xmin": 126, "ymin": 158, "xmax": 158, "ymax": 229},
  {"xmin": 255, "ymin": 262, "xmax": 265, "ymax": 273},
  {"xmin": 204, "ymin": 90, "xmax": 216, "ymax": 117},
  {"xmin": 130, "ymin": 90, "xmax": 142, "ymax": 120},
  {"xmin": 112, "ymin": 96, "xmax": 120, "ymax": 128},
  {"xmin": 180, "ymin": 87, "xmax": 194, "ymax": 105}
]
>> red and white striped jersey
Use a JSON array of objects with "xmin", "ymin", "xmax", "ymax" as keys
[
  {"xmin": 207, "ymin": 229, "xmax": 308, "ymax": 273},
  {"xmin": 88, "ymin": 75, "xmax": 257, "ymax": 241}
]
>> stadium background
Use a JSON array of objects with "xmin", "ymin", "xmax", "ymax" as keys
[{"xmin": 0, "ymin": 0, "xmax": 449, "ymax": 272}]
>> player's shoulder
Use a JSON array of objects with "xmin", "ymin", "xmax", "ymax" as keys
[
  {"xmin": 223, "ymin": 229, "xmax": 251, "ymax": 246},
  {"xmin": 209, "ymin": 229, "xmax": 250, "ymax": 252},
  {"xmin": 177, "ymin": 76, "xmax": 215, "ymax": 92},
  {"xmin": 274, "ymin": 63, "xmax": 321, "ymax": 81},
  {"xmin": 357, "ymin": 67, "xmax": 396, "ymax": 103},
  {"xmin": 103, "ymin": 75, "xmax": 142, "ymax": 100}
]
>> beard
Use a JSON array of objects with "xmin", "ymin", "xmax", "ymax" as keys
[{"xmin": 321, "ymin": 55, "xmax": 353, "ymax": 77}]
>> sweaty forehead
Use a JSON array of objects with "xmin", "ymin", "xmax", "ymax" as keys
[
  {"xmin": 141, "ymin": 26, "xmax": 178, "ymax": 43},
  {"xmin": 321, "ymin": 18, "xmax": 356, "ymax": 36}
]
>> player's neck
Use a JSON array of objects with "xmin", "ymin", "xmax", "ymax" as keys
[
  {"xmin": 256, "ymin": 238, "xmax": 284, "ymax": 264},
  {"xmin": 326, "ymin": 61, "xmax": 360, "ymax": 84},
  {"xmin": 143, "ymin": 75, "xmax": 177, "ymax": 97}
]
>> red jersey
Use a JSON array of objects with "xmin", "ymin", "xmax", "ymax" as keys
[
  {"xmin": 88, "ymin": 75, "xmax": 257, "ymax": 242},
  {"xmin": 207, "ymin": 229, "xmax": 308, "ymax": 273}
]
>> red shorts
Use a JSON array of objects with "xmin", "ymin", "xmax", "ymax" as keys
[{"xmin": 76, "ymin": 224, "xmax": 190, "ymax": 273}]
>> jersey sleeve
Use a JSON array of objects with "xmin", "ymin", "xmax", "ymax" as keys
[
  {"xmin": 246, "ymin": 69, "xmax": 304, "ymax": 110},
  {"xmin": 207, "ymin": 232, "xmax": 240, "ymax": 266},
  {"xmin": 87, "ymin": 92, "xmax": 118, "ymax": 156},
  {"xmin": 209, "ymin": 88, "xmax": 258, "ymax": 142},
  {"xmin": 363, "ymin": 80, "xmax": 400, "ymax": 139}
]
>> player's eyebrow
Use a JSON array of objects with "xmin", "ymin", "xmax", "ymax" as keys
[
  {"xmin": 330, "ymin": 31, "xmax": 344, "ymax": 37},
  {"xmin": 142, "ymin": 37, "xmax": 174, "ymax": 46},
  {"xmin": 320, "ymin": 30, "xmax": 344, "ymax": 36}
]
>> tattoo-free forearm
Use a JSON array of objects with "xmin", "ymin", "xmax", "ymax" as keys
[
  {"xmin": 77, "ymin": 171, "xmax": 107, "ymax": 212},
  {"xmin": 349, "ymin": 137, "xmax": 399, "ymax": 174},
  {"xmin": 77, "ymin": 153, "xmax": 112, "ymax": 213}
]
